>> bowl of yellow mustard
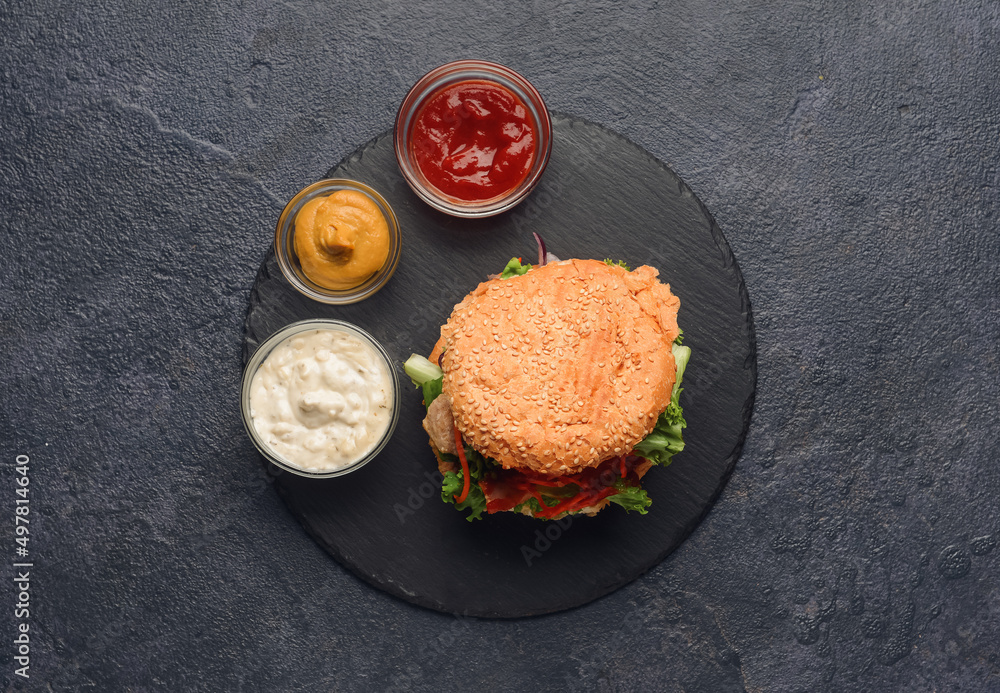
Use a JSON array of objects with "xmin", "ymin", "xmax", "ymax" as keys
[{"xmin": 274, "ymin": 179, "xmax": 401, "ymax": 304}]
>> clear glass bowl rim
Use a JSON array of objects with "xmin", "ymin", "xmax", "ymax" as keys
[
  {"xmin": 273, "ymin": 179, "xmax": 401, "ymax": 305},
  {"xmin": 394, "ymin": 59, "xmax": 553, "ymax": 218},
  {"xmin": 240, "ymin": 319, "xmax": 401, "ymax": 479}
]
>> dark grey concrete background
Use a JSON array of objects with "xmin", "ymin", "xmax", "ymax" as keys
[{"xmin": 2, "ymin": 1, "xmax": 998, "ymax": 691}]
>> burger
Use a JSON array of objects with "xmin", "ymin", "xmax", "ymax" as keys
[{"xmin": 404, "ymin": 256, "xmax": 690, "ymax": 521}]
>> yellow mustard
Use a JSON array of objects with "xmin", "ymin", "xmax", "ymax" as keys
[{"xmin": 293, "ymin": 190, "xmax": 390, "ymax": 289}]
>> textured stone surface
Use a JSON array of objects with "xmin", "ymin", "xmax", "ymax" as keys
[{"xmin": 1, "ymin": 1, "xmax": 998, "ymax": 691}]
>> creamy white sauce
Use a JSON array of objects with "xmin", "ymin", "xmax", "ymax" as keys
[{"xmin": 249, "ymin": 328, "xmax": 393, "ymax": 472}]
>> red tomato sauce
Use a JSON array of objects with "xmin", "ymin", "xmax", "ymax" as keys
[{"xmin": 410, "ymin": 80, "xmax": 537, "ymax": 202}]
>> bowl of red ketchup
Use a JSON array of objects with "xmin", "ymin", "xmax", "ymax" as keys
[{"xmin": 394, "ymin": 60, "xmax": 552, "ymax": 218}]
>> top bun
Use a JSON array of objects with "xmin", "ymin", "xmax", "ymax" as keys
[{"xmin": 432, "ymin": 259, "xmax": 680, "ymax": 475}]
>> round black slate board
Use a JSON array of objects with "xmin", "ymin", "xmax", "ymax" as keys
[{"xmin": 242, "ymin": 113, "xmax": 756, "ymax": 618}]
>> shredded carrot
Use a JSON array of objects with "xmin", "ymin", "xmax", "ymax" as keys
[
  {"xmin": 519, "ymin": 477, "xmax": 566, "ymax": 488},
  {"xmin": 524, "ymin": 487, "xmax": 545, "ymax": 505},
  {"xmin": 540, "ymin": 485, "xmax": 619, "ymax": 519},
  {"xmin": 539, "ymin": 495, "xmax": 578, "ymax": 519},
  {"xmin": 453, "ymin": 426, "xmax": 471, "ymax": 504}
]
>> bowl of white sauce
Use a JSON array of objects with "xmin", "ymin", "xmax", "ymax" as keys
[{"xmin": 241, "ymin": 319, "xmax": 400, "ymax": 478}]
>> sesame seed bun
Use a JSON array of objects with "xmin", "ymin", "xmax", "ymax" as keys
[{"xmin": 431, "ymin": 258, "xmax": 681, "ymax": 475}]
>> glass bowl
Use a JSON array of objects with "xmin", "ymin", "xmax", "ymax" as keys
[
  {"xmin": 394, "ymin": 59, "xmax": 552, "ymax": 218},
  {"xmin": 241, "ymin": 319, "xmax": 400, "ymax": 479},
  {"xmin": 274, "ymin": 179, "xmax": 401, "ymax": 304}
]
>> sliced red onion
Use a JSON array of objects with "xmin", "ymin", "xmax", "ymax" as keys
[{"xmin": 533, "ymin": 232, "xmax": 547, "ymax": 266}]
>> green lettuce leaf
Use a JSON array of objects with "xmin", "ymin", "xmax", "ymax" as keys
[
  {"xmin": 403, "ymin": 353, "xmax": 444, "ymax": 407},
  {"xmin": 500, "ymin": 257, "xmax": 532, "ymax": 279},
  {"xmin": 511, "ymin": 495, "xmax": 563, "ymax": 516},
  {"xmin": 421, "ymin": 377, "xmax": 443, "ymax": 408},
  {"xmin": 438, "ymin": 446, "xmax": 493, "ymax": 521},
  {"xmin": 441, "ymin": 470, "xmax": 487, "ymax": 521},
  {"xmin": 633, "ymin": 343, "xmax": 691, "ymax": 467},
  {"xmin": 606, "ymin": 479, "xmax": 652, "ymax": 514},
  {"xmin": 512, "ymin": 497, "xmax": 544, "ymax": 515}
]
